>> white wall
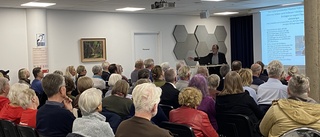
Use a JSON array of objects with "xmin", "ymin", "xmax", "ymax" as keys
[{"xmin": 0, "ymin": 8, "xmax": 230, "ymax": 83}]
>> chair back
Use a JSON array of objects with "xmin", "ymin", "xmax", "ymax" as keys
[
  {"xmin": 17, "ymin": 124, "xmax": 39, "ymax": 137},
  {"xmin": 281, "ymin": 127, "xmax": 320, "ymax": 137},
  {"xmin": 0, "ymin": 119, "xmax": 20, "ymax": 137},
  {"xmin": 216, "ymin": 113, "xmax": 254, "ymax": 137},
  {"xmin": 159, "ymin": 104, "xmax": 174, "ymax": 118},
  {"xmin": 160, "ymin": 121, "xmax": 195, "ymax": 137}
]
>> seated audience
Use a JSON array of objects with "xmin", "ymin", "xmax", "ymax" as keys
[
  {"xmin": 238, "ymin": 69, "xmax": 258, "ymax": 104},
  {"xmin": 144, "ymin": 58, "xmax": 155, "ymax": 82},
  {"xmin": 196, "ymin": 66, "xmax": 209, "ymax": 78},
  {"xmin": 101, "ymin": 61, "xmax": 111, "ymax": 81},
  {"xmin": 152, "ymin": 65, "xmax": 166, "ymax": 87},
  {"xmin": 0, "ymin": 83, "xmax": 28, "ymax": 124},
  {"xmin": 65, "ymin": 76, "xmax": 76, "ymax": 103},
  {"xmin": 92, "ymin": 65, "xmax": 106, "ymax": 90},
  {"xmin": 115, "ymin": 83, "xmax": 172, "ymax": 137},
  {"xmin": 160, "ymin": 62, "xmax": 170, "ymax": 72},
  {"xmin": 259, "ymin": 74, "xmax": 320, "ymax": 137},
  {"xmin": 160, "ymin": 69, "xmax": 180, "ymax": 108},
  {"xmin": 108, "ymin": 64, "xmax": 118, "ymax": 74},
  {"xmin": 18, "ymin": 68, "xmax": 31, "ymax": 85},
  {"xmin": 251, "ymin": 63, "xmax": 264, "ymax": 86},
  {"xmin": 286, "ymin": 66, "xmax": 299, "ymax": 81},
  {"xmin": 175, "ymin": 60, "xmax": 186, "ymax": 73},
  {"xmin": 0, "ymin": 70, "xmax": 10, "ymax": 81},
  {"xmin": 73, "ymin": 76, "xmax": 94, "ymax": 108},
  {"xmin": 207, "ymin": 74, "xmax": 220, "ymax": 100},
  {"xmin": 53, "ymin": 70, "xmax": 64, "ymax": 75},
  {"xmin": 20, "ymin": 89, "xmax": 39, "ymax": 128},
  {"xmin": 36, "ymin": 73, "xmax": 75, "ymax": 137},
  {"xmin": 0, "ymin": 77, "xmax": 10, "ymax": 110},
  {"xmin": 73, "ymin": 65, "xmax": 87, "ymax": 96},
  {"xmin": 72, "ymin": 88, "xmax": 114, "ymax": 137},
  {"xmin": 116, "ymin": 64, "xmax": 129, "ymax": 82},
  {"xmin": 231, "ymin": 60, "xmax": 242, "ymax": 72},
  {"xmin": 170, "ymin": 87, "xmax": 218, "ymax": 137},
  {"xmin": 216, "ymin": 71, "xmax": 263, "ymax": 137},
  {"xmin": 105, "ymin": 74, "xmax": 122, "ymax": 97},
  {"xmin": 103, "ymin": 80, "xmax": 132, "ymax": 118},
  {"xmin": 65, "ymin": 65, "xmax": 77, "ymax": 82},
  {"xmin": 175, "ymin": 66, "xmax": 190, "ymax": 91},
  {"xmin": 137, "ymin": 68, "xmax": 150, "ymax": 79},
  {"xmin": 130, "ymin": 59, "xmax": 144, "ymax": 84},
  {"xmin": 257, "ymin": 60, "xmax": 288, "ymax": 114},
  {"xmin": 256, "ymin": 61, "xmax": 268, "ymax": 82},
  {"xmin": 31, "ymin": 67, "xmax": 46, "ymax": 107},
  {"xmin": 217, "ymin": 64, "xmax": 230, "ymax": 91},
  {"xmin": 189, "ymin": 74, "xmax": 218, "ymax": 130}
]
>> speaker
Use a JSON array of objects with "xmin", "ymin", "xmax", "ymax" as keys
[{"xmin": 200, "ymin": 10, "xmax": 210, "ymax": 19}]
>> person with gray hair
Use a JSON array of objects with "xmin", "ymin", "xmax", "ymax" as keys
[
  {"xmin": 101, "ymin": 61, "xmax": 111, "ymax": 82},
  {"xmin": 160, "ymin": 62, "xmax": 170, "ymax": 72},
  {"xmin": 231, "ymin": 60, "xmax": 242, "ymax": 72},
  {"xmin": 160, "ymin": 68, "xmax": 180, "ymax": 108},
  {"xmin": 115, "ymin": 83, "xmax": 172, "ymax": 137},
  {"xmin": 130, "ymin": 59, "xmax": 144, "ymax": 84},
  {"xmin": 175, "ymin": 66, "xmax": 190, "ymax": 91},
  {"xmin": 217, "ymin": 64, "xmax": 230, "ymax": 91},
  {"xmin": 257, "ymin": 60, "xmax": 288, "ymax": 114},
  {"xmin": 0, "ymin": 77, "xmax": 10, "ymax": 110},
  {"xmin": 92, "ymin": 65, "xmax": 106, "ymax": 90},
  {"xmin": 196, "ymin": 66, "xmax": 209, "ymax": 78},
  {"xmin": 18, "ymin": 68, "xmax": 31, "ymax": 85},
  {"xmin": 36, "ymin": 73, "xmax": 75, "ymax": 137},
  {"xmin": 144, "ymin": 58, "xmax": 155, "ymax": 81},
  {"xmin": 72, "ymin": 88, "xmax": 114, "ymax": 137},
  {"xmin": 207, "ymin": 74, "xmax": 220, "ymax": 100},
  {"xmin": 260, "ymin": 74, "xmax": 320, "ymax": 137}
]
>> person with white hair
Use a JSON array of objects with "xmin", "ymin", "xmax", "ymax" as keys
[
  {"xmin": 175, "ymin": 66, "xmax": 191, "ymax": 91},
  {"xmin": 0, "ymin": 77, "xmax": 10, "ymax": 110},
  {"xmin": 19, "ymin": 88, "xmax": 39, "ymax": 128},
  {"xmin": 72, "ymin": 88, "xmax": 114, "ymax": 137},
  {"xmin": 101, "ymin": 61, "xmax": 111, "ymax": 82},
  {"xmin": 257, "ymin": 60, "xmax": 288, "ymax": 114},
  {"xmin": 18, "ymin": 68, "xmax": 31, "ymax": 85},
  {"xmin": 92, "ymin": 65, "xmax": 106, "ymax": 90},
  {"xmin": 115, "ymin": 83, "xmax": 172, "ymax": 137},
  {"xmin": 105, "ymin": 74, "xmax": 122, "ymax": 97},
  {"xmin": 144, "ymin": 58, "xmax": 155, "ymax": 81},
  {"xmin": 160, "ymin": 62, "xmax": 170, "ymax": 72}
]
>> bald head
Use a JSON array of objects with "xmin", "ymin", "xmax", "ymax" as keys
[{"xmin": 251, "ymin": 63, "xmax": 262, "ymax": 76}]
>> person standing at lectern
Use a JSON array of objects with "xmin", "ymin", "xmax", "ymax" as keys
[{"xmin": 189, "ymin": 44, "xmax": 227, "ymax": 76}]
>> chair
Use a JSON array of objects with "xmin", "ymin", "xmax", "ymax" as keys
[
  {"xmin": 216, "ymin": 113, "xmax": 254, "ymax": 137},
  {"xmin": 159, "ymin": 104, "xmax": 174, "ymax": 118},
  {"xmin": 0, "ymin": 119, "xmax": 20, "ymax": 137},
  {"xmin": 16, "ymin": 124, "xmax": 39, "ymax": 137},
  {"xmin": 281, "ymin": 127, "xmax": 320, "ymax": 137},
  {"xmin": 160, "ymin": 121, "xmax": 195, "ymax": 137}
]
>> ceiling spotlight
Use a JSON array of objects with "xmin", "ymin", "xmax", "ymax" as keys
[
  {"xmin": 214, "ymin": 11, "xmax": 239, "ymax": 15},
  {"xmin": 21, "ymin": 2, "xmax": 56, "ymax": 7},
  {"xmin": 116, "ymin": 7, "xmax": 145, "ymax": 11}
]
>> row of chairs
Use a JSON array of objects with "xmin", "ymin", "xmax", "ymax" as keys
[{"xmin": 0, "ymin": 119, "xmax": 39, "ymax": 137}]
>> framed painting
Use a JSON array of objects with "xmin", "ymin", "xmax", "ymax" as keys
[{"xmin": 80, "ymin": 38, "xmax": 106, "ymax": 62}]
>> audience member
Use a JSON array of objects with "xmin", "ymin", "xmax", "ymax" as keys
[
  {"xmin": 0, "ymin": 83, "xmax": 29, "ymax": 124},
  {"xmin": 73, "ymin": 65, "xmax": 87, "ymax": 96},
  {"xmin": 160, "ymin": 62, "xmax": 170, "ymax": 72},
  {"xmin": 53, "ymin": 70, "xmax": 64, "ymax": 75},
  {"xmin": 115, "ymin": 83, "xmax": 172, "ymax": 137},
  {"xmin": 92, "ymin": 65, "xmax": 106, "ymax": 90},
  {"xmin": 231, "ymin": 60, "xmax": 242, "ymax": 72},
  {"xmin": 130, "ymin": 59, "xmax": 144, "ymax": 84},
  {"xmin": 0, "ymin": 70, "xmax": 10, "ymax": 81},
  {"xmin": 18, "ymin": 68, "xmax": 31, "ymax": 85},
  {"xmin": 102, "ymin": 80, "xmax": 132, "ymax": 118},
  {"xmin": 216, "ymin": 71, "xmax": 263, "ymax": 137},
  {"xmin": 257, "ymin": 60, "xmax": 287, "ymax": 114},
  {"xmin": 73, "ymin": 76, "xmax": 94, "ymax": 108},
  {"xmin": 251, "ymin": 63, "xmax": 264, "ymax": 85},
  {"xmin": 105, "ymin": 74, "xmax": 122, "ymax": 97},
  {"xmin": 259, "ymin": 74, "xmax": 320, "ymax": 137},
  {"xmin": 72, "ymin": 88, "xmax": 114, "ymax": 137},
  {"xmin": 36, "ymin": 73, "xmax": 75, "ymax": 137},
  {"xmin": 238, "ymin": 69, "xmax": 258, "ymax": 104},
  {"xmin": 65, "ymin": 66, "xmax": 77, "ymax": 81},
  {"xmin": 160, "ymin": 68, "xmax": 180, "ymax": 108},
  {"xmin": 256, "ymin": 61, "xmax": 268, "ymax": 82},
  {"xmin": 138, "ymin": 68, "xmax": 150, "ymax": 80},
  {"xmin": 189, "ymin": 74, "xmax": 218, "ymax": 130},
  {"xmin": 217, "ymin": 64, "xmax": 230, "ymax": 91},
  {"xmin": 207, "ymin": 74, "xmax": 220, "ymax": 100},
  {"xmin": 31, "ymin": 67, "xmax": 46, "ymax": 107},
  {"xmin": 19, "ymin": 89, "xmax": 39, "ymax": 128},
  {"xmin": 108, "ymin": 64, "xmax": 118, "ymax": 74},
  {"xmin": 117, "ymin": 64, "xmax": 129, "ymax": 82},
  {"xmin": 175, "ymin": 60, "xmax": 186, "ymax": 73},
  {"xmin": 175, "ymin": 66, "xmax": 190, "ymax": 91},
  {"xmin": 196, "ymin": 66, "xmax": 209, "ymax": 78},
  {"xmin": 286, "ymin": 66, "xmax": 299, "ymax": 81},
  {"xmin": 144, "ymin": 58, "xmax": 155, "ymax": 81},
  {"xmin": 101, "ymin": 61, "xmax": 111, "ymax": 82},
  {"xmin": 152, "ymin": 65, "xmax": 165, "ymax": 87},
  {"xmin": 0, "ymin": 77, "xmax": 10, "ymax": 110},
  {"xmin": 64, "ymin": 76, "xmax": 76, "ymax": 103},
  {"xmin": 0, "ymin": 73, "xmax": 3, "ymax": 78},
  {"xmin": 170, "ymin": 87, "xmax": 218, "ymax": 137}
]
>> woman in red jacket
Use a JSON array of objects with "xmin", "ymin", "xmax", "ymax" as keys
[{"xmin": 169, "ymin": 87, "xmax": 218, "ymax": 137}]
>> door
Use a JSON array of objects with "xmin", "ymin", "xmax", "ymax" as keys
[{"xmin": 134, "ymin": 33, "xmax": 159, "ymax": 64}]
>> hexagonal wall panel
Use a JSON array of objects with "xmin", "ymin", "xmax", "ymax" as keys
[
  {"xmin": 206, "ymin": 34, "xmax": 218, "ymax": 50},
  {"xmin": 173, "ymin": 25, "xmax": 188, "ymax": 42},
  {"xmin": 218, "ymin": 41, "xmax": 227, "ymax": 54},
  {"xmin": 184, "ymin": 50, "xmax": 197, "ymax": 66},
  {"xmin": 214, "ymin": 26, "xmax": 227, "ymax": 42},
  {"xmin": 194, "ymin": 25, "xmax": 208, "ymax": 42},
  {"xmin": 195, "ymin": 42, "xmax": 210, "ymax": 57},
  {"xmin": 173, "ymin": 34, "xmax": 197, "ymax": 60}
]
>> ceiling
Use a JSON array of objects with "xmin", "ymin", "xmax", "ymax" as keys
[{"xmin": 0, "ymin": 0, "xmax": 303, "ymax": 16}]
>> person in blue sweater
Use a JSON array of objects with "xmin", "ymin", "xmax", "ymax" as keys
[{"xmin": 36, "ymin": 73, "xmax": 75, "ymax": 137}]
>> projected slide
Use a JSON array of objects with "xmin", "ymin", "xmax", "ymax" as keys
[{"xmin": 261, "ymin": 6, "xmax": 304, "ymax": 65}]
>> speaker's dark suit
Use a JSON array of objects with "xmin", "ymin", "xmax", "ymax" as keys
[
  {"xmin": 160, "ymin": 83, "xmax": 180, "ymax": 109},
  {"xmin": 194, "ymin": 52, "xmax": 227, "ymax": 76}
]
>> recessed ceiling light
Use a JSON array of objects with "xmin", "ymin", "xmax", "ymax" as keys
[
  {"xmin": 214, "ymin": 12, "xmax": 239, "ymax": 15},
  {"xmin": 201, "ymin": 0, "xmax": 225, "ymax": 1},
  {"xmin": 116, "ymin": 7, "xmax": 145, "ymax": 12},
  {"xmin": 21, "ymin": 2, "xmax": 56, "ymax": 7}
]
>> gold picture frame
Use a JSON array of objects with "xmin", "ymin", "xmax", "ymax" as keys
[{"xmin": 80, "ymin": 38, "xmax": 106, "ymax": 62}]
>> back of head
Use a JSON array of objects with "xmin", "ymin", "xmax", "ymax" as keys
[
  {"xmin": 18, "ymin": 89, "xmax": 37, "ymax": 109},
  {"xmin": 108, "ymin": 64, "xmax": 117, "ymax": 74},
  {"xmin": 64, "ymin": 76, "xmax": 75, "ymax": 92},
  {"xmin": 151, "ymin": 65, "xmax": 163, "ymax": 81},
  {"xmin": 108, "ymin": 74, "xmax": 122, "ymax": 87},
  {"xmin": 112, "ymin": 80, "xmax": 129, "ymax": 97},
  {"xmin": 288, "ymin": 74, "xmax": 309, "ymax": 96},
  {"xmin": 77, "ymin": 76, "xmax": 94, "ymax": 94},
  {"xmin": 231, "ymin": 60, "xmax": 242, "ymax": 72},
  {"xmin": 65, "ymin": 66, "xmax": 74, "ymax": 77},
  {"xmin": 135, "ymin": 59, "xmax": 144, "ymax": 69},
  {"xmin": 164, "ymin": 68, "xmax": 176, "ymax": 83},
  {"xmin": 18, "ymin": 68, "xmax": 28, "ymax": 80},
  {"xmin": 79, "ymin": 88, "xmax": 102, "ymax": 116},
  {"xmin": 135, "ymin": 79, "xmax": 151, "ymax": 87},
  {"xmin": 160, "ymin": 62, "xmax": 170, "ymax": 72},
  {"xmin": 138, "ymin": 69, "xmax": 150, "ymax": 79},
  {"xmin": 207, "ymin": 74, "xmax": 220, "ymax": 89},
  {"xmin": 188, "ymin": 74, "xmax": 208, "ymax": 97},
  {"xmin": 220, "ymin": 71, "xmax": 243, "ymax": 95},
  {"xmin": 116, "ymin": 64, "xmax": 123, "ymax": 74},
  {"xmin": 92, "ymin": 65, "xmax": 102, "ymax": 75},
  {"xmin": 76, "ymin": 65, "xmax": 86, "ymax": 74},
  {"xmin": 132, "ymin": 83, "xmax": 161, "ymax": 113},
  {"xmin": 102, "ymin": 61, "xmax": 110, "ymax": 70},
  {"xmin": 220, "ymin": 64, "xmax": 230, "ymax": 77},
  {"xmin": 178, "ymin": 66, "xmax": 190, "ymax": 80},
  {"xmin": 42, "ymin": 73, "xmax": 65, "ymax": 98},
  {"xmin": 0, "ymin": 77, "xmax": 9, "ymax": 94},
  {"xmin": 53, "ymin": 70, "xmax": 63, "ymax": 75},
  {"xmin": 176, "ymin": 61, "xmax": 186, "ymax": 72},
  {"xmin": 267, "ymin": 60, "xmax": 284, "ymax": 78},
  {"xmin": 238, "ymin": 69, "xmax": 253, "ymax": 86},
  {"xmin": 251, "ymin": 63, "xmax": 262, "ymax": 75},
  {"xmin": 32, "ymin": 67, "xmax": 41, "ymax": 78},
  {"xmin": 196, "ymin": 66, "xmax": 209, "ymax": 77},
  {"xmin": 287, "ymin": 66, "xmax": 299, "ymax": 76},
  {"xmin": 256, "ymin": 61, "xmax": 265, "ymax": 69},
  {"xmin": 144, "ymin": 58, "xmax": 154, "ymax": 69},
  {"xmin": 8, "ymin": 83, "xmax": 30, "ymax": 106},
  {"xmin": 179, "ymin": 87, "xmax": 203, "ymax": 108}
]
